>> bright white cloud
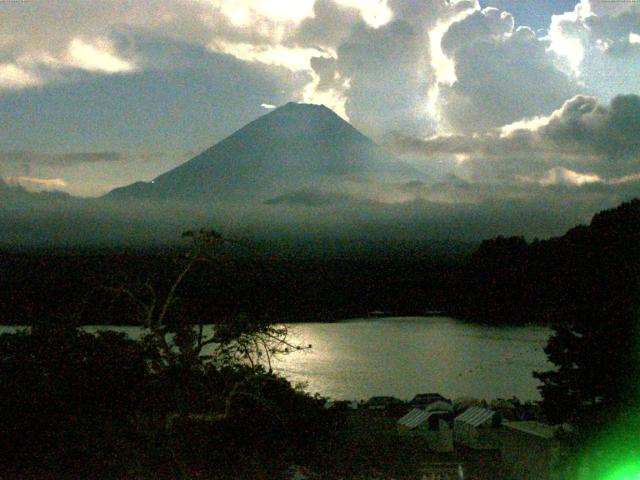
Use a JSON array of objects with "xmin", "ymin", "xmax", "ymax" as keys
[
  {"xmin": 438, "ymin": 7, "xmax": 578, "ymax": 134},
  {"xmin": 539, "ymin": 167, "xmax": 602, "ymax": 186},
  {"xmin": 610, "ymin": 172, "xmax": 640, "ymax": 184},
  {"xmin": 5, "ymin": 176, "xmax": 68, "ymax": 191},
  {"xmin": 426, "ymin": 4, "xmax": 479, "ymax": 128},
  {"xmin": 499, "ymin": 115, "xmax": 551, "ymax": 137},
  {"xmin": 67, "ymin": 38, "xmax": 136, "ymax": 73},
  {"xmin": 302, "ymin": 70, "xmax": 349, "ymax": 120},
  {"xmin": 208, "ymin": 0, "xmax": 316, "ymax": 25},
  {"xmin": 0, "ymin": 63, "xmax": 41, "ymax": 90},
  {"xmin": 547, "ymin": 1, "xmax": 592, "ymax": 74},
  {"xmin": 630, "ymin": 32, "xmax": 640, "ymax": 44},
  {"xmin": 335, "ymin": 0, "xmax": 393, "ymax": 28},
  {"xmin": 210, "ymin": 40, "xmax": 329, "ymax": 71}
]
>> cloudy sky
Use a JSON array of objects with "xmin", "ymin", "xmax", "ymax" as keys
[{"xmin": 0, "ymin": 0, "xmax": 639, "ymax": 202}]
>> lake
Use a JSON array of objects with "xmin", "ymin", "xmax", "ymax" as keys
[
  {"xmin": 270, "ymin": 317, "xmax": 553, "ymax": 401},
  {"xmin": 1, "ymin": 317, "xmax": 553, "ymax": 401}
]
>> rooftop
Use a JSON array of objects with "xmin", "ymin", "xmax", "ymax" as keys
[
  {"xmin": 366, "ymin": 396, "xmax": 403, "ymax": 405},
  {"xmin": 411, "ymin": 393, "xmax": 449, "ymax": 403},
  {"xmin": 454, "ymin": 406, "xmax": 496, "ymax": 427},
  {"xmin": 398, "ymin": 408, "xmax": 449, "ymax": 429},
  {"xmin": 398, "ymin": 408, "xmax": 431, "ymax": 429},
  {"xmin": 504, "ymin": 421, "xmax": 559, "ymax": 439}
]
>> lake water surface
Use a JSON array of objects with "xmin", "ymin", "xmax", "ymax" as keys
[
  {"xmin": 271, "ymin": 317, "xmax": 553, "ymax": 401},
  {"xmin": 1, "ymin": 317, "xmax": 553, "ymax": 401}
]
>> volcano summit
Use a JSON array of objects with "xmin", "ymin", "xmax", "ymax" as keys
[{"xmin": 107, "ymin": 102, "xmax": 421, "ymax": 202}]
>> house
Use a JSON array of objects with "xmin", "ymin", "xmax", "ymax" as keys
[
  {"xmin": 364, "ymin": 396, "xmax": 404, "ymax": 410},
  {"xmin": 397, "ymin": 408, "xmax": 453, "ymax": 452},
  {"xmin": 500, "ymin": 421, "xmax": 562, "ymax": 480},
  {"xmin": 424, "ymin": 400, "xmax": 454, "ymax": 413},
  {"xmin": 453, "ymin": 406, "xmax": 501, "ymax": 450},
  {"xmin": 452, "ymin": 397, "xmax": 481, "ymax": 414},
  {"xmin": 409, "ymin": 393, "xmax": 451, "ymax": 410},
  {"xmin": 323, "ymin": 400, "xmax": 358, "ymax": 410}
]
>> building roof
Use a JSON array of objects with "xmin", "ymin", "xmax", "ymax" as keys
[
  {"xmin": 366, "ymin": 396, "xmax": 403, "ymax": 406},
  {"xmin": 504, "ymin": 421, "xmax": 558, "ymax": 439},
  {"xmin": 454, "ymin": 406, "xmax": 496, "ymax": 427},
  {"xmin": 410, "ymin": 393, "xmax": 449, "ymax": 405},
  {"xmin": 398, "ymin": 408, "xmax": 431, "ymax": 429},
  {"xmin": 398, "ymin": 408, "xmax": 449, "ymax": 429},
  {"xmin": 425, "ymin": 400, "xmax": 454, "ymax": 413}
]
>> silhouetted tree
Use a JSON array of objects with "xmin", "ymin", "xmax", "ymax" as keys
[
  {"xmin": 0, "ymin": 325, "xmax": 151, "ymax": 475},
  {"xmin": 0, "ymin": 229, "xmax": 343, "ymax": 479},
  {"xmin": 532, "ymin": 199, "xmax": 640, "ymax": 478},
  {"xmin": 446, "ymin": 199, "xmax": 640, "ymax": 326}
]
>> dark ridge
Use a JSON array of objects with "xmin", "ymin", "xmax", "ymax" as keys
[{"xmin": 444, "ymin": 198, "xmax": 640, "ymax": 325}]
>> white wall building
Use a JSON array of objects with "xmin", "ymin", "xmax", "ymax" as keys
[
  {"xmin": 453, "ymin": 406, "xmax": 501, "ymax": 450},
  {"xmin": 397, "ymin": 408, "xmax": 453, "ymax": 452}
]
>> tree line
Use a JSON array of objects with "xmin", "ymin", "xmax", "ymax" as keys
[
  {"xmin": 445, "ymin": 199, "xmax": 640, "ymax": 327},
  {"xmin": 456, "ymin": 199, "xmax": 640, "ymax": 478}
]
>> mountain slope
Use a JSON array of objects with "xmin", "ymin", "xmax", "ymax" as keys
[
  {"xmin": 106, "ymin": 102, "xmax": 421, "ymax": 201},
  {"xmin": 446, "ymin": 198, "xmax": 640, "ymax": 324}
]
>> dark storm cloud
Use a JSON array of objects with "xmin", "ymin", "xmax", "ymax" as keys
[
  {"xmin": 0, "ymin": 42, "xmax": 309, "ymax": 155},
  {"xmin": 294, "ymin": 1, "xmax": 482, "ymax": 138},
  {"xmin": 392, "ymin": 94, "xmax": 640, "ymax": 180},
  {"xmin": 438, "ymin": 7, "xmax": 578, "ymax": 133},
  {"xmin": 586, "ymin": 11, "xmax": 640, "ymax": 57},
  {"xmin": 539, "ymin": 94, "xmax": 640, "ymax": 162},
  {"xmin": 336, "ymin": 19, "xmax": 432, "ymax": 137},
  {"xmin": 291, "ymin": 0, "xmax": 363, "ymax": 49},
  {"xmin": 442, "ymin": 7, "xmax": 515, "ymax": 52}
]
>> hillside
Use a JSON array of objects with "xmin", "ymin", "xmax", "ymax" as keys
[{"xmin": 446, "ymin": 198, "xmax": 640, "ymax": 325}]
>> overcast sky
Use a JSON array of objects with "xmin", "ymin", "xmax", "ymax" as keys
[{"xmin": 0, "ymin": 0, "xmax": 639, "ymax": 200}]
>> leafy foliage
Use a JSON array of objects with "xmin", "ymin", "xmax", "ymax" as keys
[
  {"xmin": 447, "ymin": 199, "xmax": 640, "ymax": 325},
  {"xmin": 529, "ymin": 200, "xmax": 640, "ymax": 476},
  {"xmin": 0, "ymin": 325, "xmax": 151, "ymax": 474},
  {"xmin": 0, "ymin": 229, "xmax": 342, "ymax": 479}
]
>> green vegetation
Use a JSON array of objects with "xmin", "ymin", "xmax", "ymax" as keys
[
  {"xmin": 0, "ymin": 244, "xmax": 454, "ymax": 326},
  {"xmin": 0, "ymin": 229, "xmax": 440, "ymax": 479},
  {"xmin": 2, "ymin": 199, "xmax": 639, "ymax": 478},
  {"xmin": 0, "ymin": 230, "xmax": 347, "ymax": 479},
  {"xmin": 0, "ymin": 322, "xmax": 349, "ymax": 479},
  {"xmin": 530, "ymin": 201, "xmax": 640, "ymax": 478},
  {"xmin": 447, "ymin": 199, "xmax": 640, "ymax": 325}
]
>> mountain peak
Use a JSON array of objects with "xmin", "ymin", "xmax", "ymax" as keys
[
  {"xmin": 268, "ymin": 102, "xmax": 339, "ymax": 120},
  {"xmin": 280, "ymin": 101, "xmax": 330, "ymax": 111},
  {"xmin": 106, "ymin": 103, "xmax": 420, "ymax": 201}
]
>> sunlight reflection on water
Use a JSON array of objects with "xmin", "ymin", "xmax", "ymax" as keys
[
  {"xmin": 270, "ymin": 317, "xmax": 552, "ymax": 401},
  {"xmin": 0, "ymin": 317, "xmax": 552, "ymax": 401}
]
